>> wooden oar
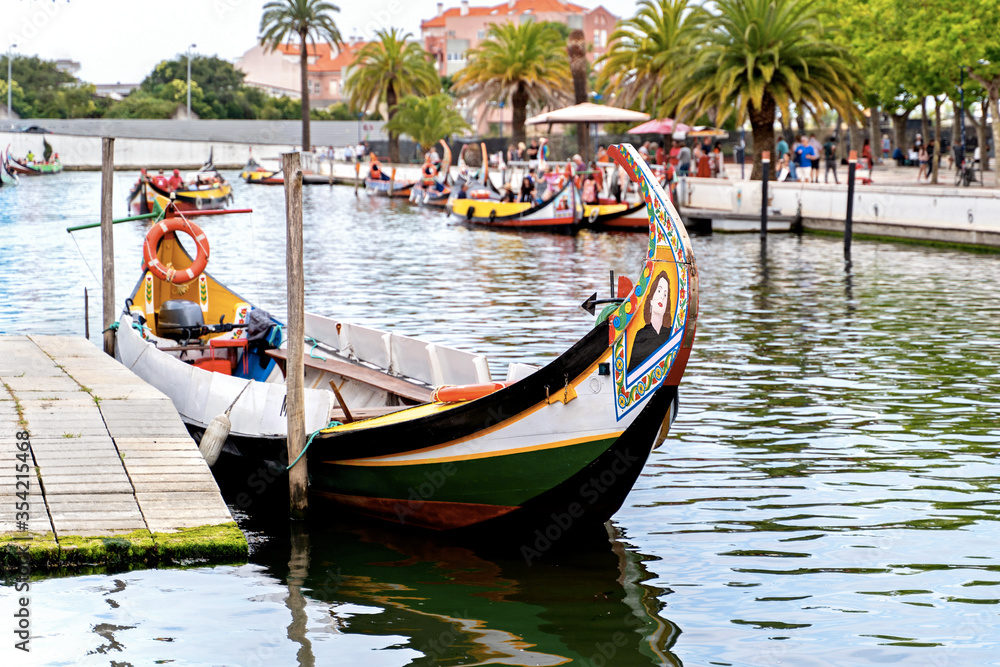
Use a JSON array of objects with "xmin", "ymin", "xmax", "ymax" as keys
[{"xmin": 328, "ymin": 380, "xmax": 355, "ymax": 423}]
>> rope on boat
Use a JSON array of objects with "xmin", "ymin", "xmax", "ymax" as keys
[
  {"xmin": 286, "ymin": 420, "xmax": 342, "ymax": 471},
  {"xmin": 307, "ymin": 337, "xmax": 326, "ymax": 361}
]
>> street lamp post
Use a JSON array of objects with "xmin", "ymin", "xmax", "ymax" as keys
[
  {"xmin": 186, "ymin": 44, "xmax": 196, "ymax": 119},
  {"xmin": 6, "ymin": 43, "xmax": 16, "ymax": 127}
]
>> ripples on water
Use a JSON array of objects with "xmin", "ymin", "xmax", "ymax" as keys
[{"xmin": 2, "ymin": 172, "xmax": 1000, "ymax": 665}]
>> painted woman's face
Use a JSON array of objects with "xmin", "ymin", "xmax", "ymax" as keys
[{"xmin": 650, "ymin": 277, "xmax": 669, "ymax": 325}]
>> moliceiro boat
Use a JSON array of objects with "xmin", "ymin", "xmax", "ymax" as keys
[
  {"xmin": 450, "ymin": 180, "xmax": 582, "ymax": 231},
  {"xmin": 9, "ymin": 154, "xmax": 62, "ymax": 175},
  {"xmin": 1, "ymin": 146, "xmax": 19, "ymax": 187},
  {"xmin": 303, "ymin": 143, "xmax": 698, "ymax": 531},
  {"xmin": 127, "ymin": 154, "xmax": 233, "ymax": 214}
]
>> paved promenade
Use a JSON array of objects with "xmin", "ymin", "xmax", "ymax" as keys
[{"xmin": 0, "ymin": 335, "xmax": 244, "ymax": 568}]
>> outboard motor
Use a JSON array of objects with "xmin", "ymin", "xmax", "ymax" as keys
[{"xmin": 158, "ymin": 300, "xmax": 205, "ymax": 340}]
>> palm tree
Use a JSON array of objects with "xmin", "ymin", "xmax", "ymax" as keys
[
  {"xmin": 667, "ymin": 0, "xmax": 862, "ymax": 180},
  {"xmin": 344, "ymin": 28, "xmax": 440, "ymax": 163},
  {"xmin": 259, "ymin": 0, "xmax": 342, "ymax": 152},
  {"xmin": 383, "ymin": 94, "xmax": 470, "ymax": 151},
  {"xmin": 566, "ymin": 29, "xmax": 590, "ymax": 158},
  {"xmin": 455, "ymin": 21, "xmax": 571, "ymax": 147},
  {"xmin": 596, "ymin": 0, "xmax": 707, "ymax": 114}
]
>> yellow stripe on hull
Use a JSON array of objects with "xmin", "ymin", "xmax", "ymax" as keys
[
  {"xmin": 450, "ymin": 200, "xmax": 530, "ymax": 218},
  {"xmin": 584, "ymin": 203, "xmax": 629, "ymax": 216}
]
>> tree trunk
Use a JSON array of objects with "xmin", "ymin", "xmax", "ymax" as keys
[
  {"xmin": 920, "ymin": 98, "xmax": 928, "ymax": 146},
  {"xmin": 299, "ymin": 31, "xmax": 311, "ymax": 152},
  {"xmin": 567, "ymin": 29, "xmax": 589, "ymax": 160},
  {"xmin": 511, "ymin": 83, "xmax": 528, "ymax": 147},
  {"xmin": 849, "ymin": 120, "xmax": 862, "ymax": 162},
  {"xmin": 748, "ymin": 93, "xmax": 776, "ymax": 180},
  {"xmin": 969, "ymin": 99, "xmax": 990, "ymax": 173},
  {"xmin": 931, "ymin": 96, "xmax": 942, "ymax": 185},
  {"xmin": 891, "ymin": 109, "xmax": 911, "ymax": 157},
  {"xmin": 868, "ymin": 106, "xmax": 881, "ymax": 163},
  {"xmin": 968, "ymin": 70, "xmax": 1000, "ymax": 185},
  {"xmin": 386, "ymin": 82, "xmax": 399, "ymax": 163}
]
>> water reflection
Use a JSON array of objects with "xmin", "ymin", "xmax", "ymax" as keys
[{"xmin": 253, "ymin": 517, "xmax": 682, "ymax": 667}]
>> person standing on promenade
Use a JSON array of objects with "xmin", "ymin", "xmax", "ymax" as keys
[
  {"xmin": 917, "ymin": 143, "xmax": 929, "ymax": 181},
  {"xmin": 862, "ymin": 138, "xmax": 874, "ymax": 179},
  {"xmin": 776, "ymin": 135, "xmax": 789, "ymax": 162},
  {"xmin": 796, "ymin": 136, "xmax": 815, "ymax": 183},
  {"xmin": 881, "ymin": 134, "xmax": 890, "ymax": 164},
  {"xmin": 678, "ymin": 142, "xmax": 692, "ymax": 177},
  {"xmin": 808, "ymin": 134, "xmax": 823, "ymax": 182},
  {"xmin": 823, "ymin": 135, "xmax": 839, "ymax": 184}
]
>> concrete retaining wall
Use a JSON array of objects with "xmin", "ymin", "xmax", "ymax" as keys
[
  {"xmin": 1, "ymin": 131, "xmax": 297, "ymax": 170},
  {"xmin": 7, "ymin": 118, "xmax": 387, "ymax": 146},
  {"xmin": 682, "ymin": 177, "xmax": 1000, "ymax": 247}
]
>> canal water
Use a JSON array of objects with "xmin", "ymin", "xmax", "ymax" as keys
[{"xmin": 2, "ymin": 172, "xmax": 1000, "ymax": 665}]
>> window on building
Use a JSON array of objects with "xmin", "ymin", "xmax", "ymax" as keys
[
  {"xmin": 601, "ymin": 30, "xmax": 607, "ymax": 48},
  {"xmin": 477, "ymin": 29, "xmax": 485, "ymax": 40}
]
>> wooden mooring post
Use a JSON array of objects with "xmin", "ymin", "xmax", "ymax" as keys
[
  {"xmin": 101, "ymin": 137, "xmax": 115, "ymax": 357},
  {"xmin": 760, "ymin": 151, "xmax": 770, "ymax": 243},
  {"xmin": 354, "ymin": 161, "xmax": 360, "ymax": 197},
  {"xmin": 282, "ymin": 151, "xmax": 308, "ymax": 520},
  {"xmin": 845, "ymin": 150, "xmax": 857, "ymax": 261}
]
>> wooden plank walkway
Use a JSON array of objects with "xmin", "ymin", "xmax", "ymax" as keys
[{"xmin": 0, "ymin": 335, "xmax": 245, "ymax": 568}]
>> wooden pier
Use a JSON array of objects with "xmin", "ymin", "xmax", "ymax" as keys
[{"xmin": 0, "ymin": 335, "xmax": 245, "ymax": 569}]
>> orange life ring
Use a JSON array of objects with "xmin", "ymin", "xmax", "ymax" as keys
[
  {"xmin": 432, "ymin": 382, "xmax": 509, "ymax": 403},
  {"xmin": 143, "ymin": 217, "xmax": 210, "ymax": 284}
]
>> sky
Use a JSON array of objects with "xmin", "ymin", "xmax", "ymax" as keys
[{"xmin": 2, "ymin": 0, "xmax": 641, "ymax": 84}]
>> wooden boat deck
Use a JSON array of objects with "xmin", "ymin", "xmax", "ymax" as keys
[
  {"xmin": 266, "ymin": 348, "xmax": 434, "ymax": 403},
  {"xmin": 0, "ymin": 335, "xmax": 244, "ymax": 568}
]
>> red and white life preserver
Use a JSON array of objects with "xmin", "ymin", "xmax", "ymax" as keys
[
  {"xmin": 432, "ymin": 382, "xmax": 509, "ymax": 403},
  {"xmin": 142, "ymin": 217, "xmax": 210, "ymax": 284}
]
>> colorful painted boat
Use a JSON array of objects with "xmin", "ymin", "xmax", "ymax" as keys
[
  {"xmin": 301, "ymin": 142, "xmax": 698, "ymax": 531},
  {"xmin": 8, "ymin": 155, "xmax": 62, "ymax": 175},
  {"xmin": 115, "ymin": 199, "xmax": 493, "ymax": 454},
  {"xmin": 365, "ymin": 175, "xmax": 416, "ymax": 198},
  {"xmin": 584, "ymin": 200, "xmax": 648, "ymax": 230},
  {"xmin": 450, "ymin": 180, "xmax": 582, "ymax": 231},
  {"xmin": 0, "ymin": 146, "xmax": 19, "ymax": 187},
  {"xmin": 127, "ymin": 155, "xmax": 233, "ymax": 214},
  {"xmin": 240, "ymin": 156, "xmax": 283, "ymax": 185}
]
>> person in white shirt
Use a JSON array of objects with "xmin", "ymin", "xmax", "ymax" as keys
[{"xmin": 355, "ymin": 142, "xmax": 366, "ymax": 163}]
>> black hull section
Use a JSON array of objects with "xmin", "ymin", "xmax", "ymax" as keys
[{"xmin": 470, "ymin": 385, "xmax": 675, "ymax": 538}]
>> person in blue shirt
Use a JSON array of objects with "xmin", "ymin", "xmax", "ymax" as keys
[
  {"xmin": 794, "ymin": 136, "xmax": 816, "ymax": 182},
  {"xmin": 776, "ymin": 136, "xmax": 789, "ymax": 161}
]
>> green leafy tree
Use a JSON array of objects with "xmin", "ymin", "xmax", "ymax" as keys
[
  {"xmin": 596, "ymin": 0, "xmax": 707, "ymax": 114},
  {"xmin": 344, "ymin": 27, "xmax": 440, "ymax": 162},
  {"xmin": 667, "ymin": 0, "xmax": 862, "ymax": 179},
  {"xmin": 139, "ymin": 55, "xmax": 266, "ymax": 119},
  {"xmin": 259, "ymin": 0, "xmax": 343, "ymax": 151},
  {"xmin": 383, "ymin": 94, "xmax": 470, "ymax": 149},
  {"xmin": 0, "ymin": 55, "xmax": 94, "ymax": 118},
  {"xmin": 104, "ymin": 93, "xmax": 179, "ymax": 119},
  {"xmin": 455, "ymin": 21, "xmax": 571, "ymax": 146}
]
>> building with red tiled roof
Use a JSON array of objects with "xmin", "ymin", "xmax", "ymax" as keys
[
  {"xmin": 235, "ymin": 39, "xmax": 368, "ymax": 107},
  {"xmin": 421, "ymin": 0, "xmax": 617, "ymax": 77}
]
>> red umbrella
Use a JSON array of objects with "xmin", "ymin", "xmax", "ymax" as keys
[{"xmin": 627, "ymin": 118, "xmax": 692, "ymax": 134}]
